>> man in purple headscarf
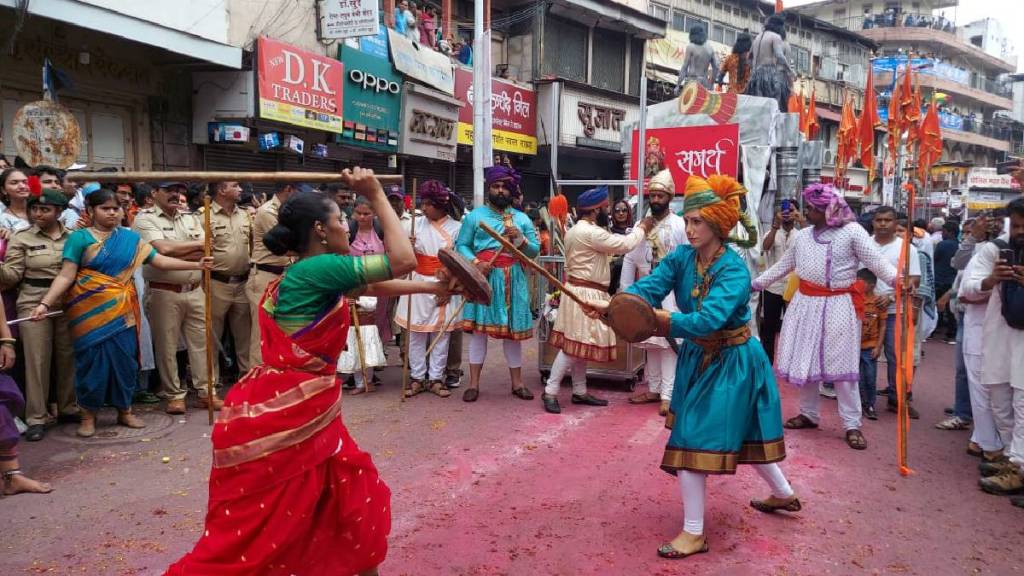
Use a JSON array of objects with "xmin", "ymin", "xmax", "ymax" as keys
[
  {"xmin": 454, "ymin": 166, "xmax": 540, "ymax": 403},
  {"xmin": 752, "ymin": 184, "xmax": 899, "ymax": 450}
]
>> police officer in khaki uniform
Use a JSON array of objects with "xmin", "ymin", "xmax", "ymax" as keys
[
  {"xmin": 245, "ymin": 182, "xmax": 305, "ymax": 364},
  {"xmin": 205, "ymin": 181, "xmax": 253, "ymax": 378},
  {"xmin": 133, "ymin": 182, "xmax": 215, "ymax": 415},
  {"xmin": 0, "ymin": 188, "xmax": 77, "ymax": 441}
]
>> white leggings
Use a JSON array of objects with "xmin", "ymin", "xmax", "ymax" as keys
[
  {"xmin": 408, "ymin": 331, "xmax": 451, "ymax": 381},
  {"xmin": 678, "ymin": 464, "xmax": 793, "ymax": 535},
  {"xmin": 545, "ymin": 351, "xmax": 588, "ymax": 396},
  {"xmin": 468, "ymin": 331, "xmax": 522, "ymax": 368}
]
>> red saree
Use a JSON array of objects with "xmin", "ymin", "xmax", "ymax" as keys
[{"xmin": 166, "ymin": 281, "xmax": 391, "ymax": 575}]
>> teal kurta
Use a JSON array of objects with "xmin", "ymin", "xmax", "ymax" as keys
[
  {"xmin": 626, "ymin": 246, "xmax": 785, "ymax": 475},
  {"xmin": 455, "ymin": 205, "xmax": 539, "ymax": 340}
]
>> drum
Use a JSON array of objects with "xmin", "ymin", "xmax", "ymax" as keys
[
  {"xmin": 438, "ymin": 248, "xmax": 493, "ymax": 305},
  {"xmin": 605, "ymin": 293, "xmax": 658, "ymax": 343}
]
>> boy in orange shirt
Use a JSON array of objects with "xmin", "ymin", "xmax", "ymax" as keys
[{"xmin": 858, "ymin": 268, "xmax": 887, "ymax": 420}]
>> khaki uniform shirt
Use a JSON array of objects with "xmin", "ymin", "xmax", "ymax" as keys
[
  {"xmin": 205, "ymin": 201, "xmax": 252, "ymax": 275},
  {"xmin": 250, "ymin": 196, "xmax": 290, "ymax": 268},
  {"xmin": 133, "ymin": 206, "xmax": 203, "ymax": 285},
  {"xmin": 0, "ymin": 225, "xmax": 69, "ymax": 307}
]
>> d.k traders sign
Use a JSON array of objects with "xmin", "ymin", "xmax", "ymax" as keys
[
  {"xmin": 258, "ymin": 37, "xmax": 344, "ymax": 133},
  {"xmin": 338, "ymin": 45, "xmax": 400, "ymax": 150}
]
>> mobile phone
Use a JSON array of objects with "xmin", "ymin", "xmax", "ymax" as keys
[
  {"xmin": 781, "ymin": 199, "xmax": 792, "ymax": 213},
  {"xmin": 999, "ymin": 249, "xmax": 1016, "ymax": 265}
]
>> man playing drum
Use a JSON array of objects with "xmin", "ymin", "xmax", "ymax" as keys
[{"xmin": 542, "ymin": 186, "xmax": 653, "ymax": 414}]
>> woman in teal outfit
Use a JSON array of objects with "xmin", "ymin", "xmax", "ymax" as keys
[{"xmin": 588, "ymin": 174, "xmax": 801, "ymax": 560}]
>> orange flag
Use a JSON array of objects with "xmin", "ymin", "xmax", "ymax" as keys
[
  {"xmin": 836, "ymin": 94, "xmax": 858, "ymax": 184},
  {"xmin": 907, "ymin": 82, "xmax": 923, "ymax": 145},
  {"xmin": 898, "ymin": 62, "xmax": 918, "ymax": 138},
  {"xmin": 887, "ymin": 72, "xmax": 902, "ymax": 164},
  {"xmin": 858, "ymin": 67, "xmax": 881, "ymax": 182},
  {"xmin": 918, "ymin": 98, "xmax": 943, "ymax": 181},
  {"xmin": 787, "ymin": 89, "xmax": 802, "ymax": 115},
  {"xmin": 805, "ymin": 86, "xmax": 819, "ymax": 140}
]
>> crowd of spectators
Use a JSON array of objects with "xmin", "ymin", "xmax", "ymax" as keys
[
  {"xmin": 390, "ymin": 1, "xmax": 472, "ymax": 66},
  {"xmin": 862, "ymin": 9, "xmax": 954, "ymax": 33}
]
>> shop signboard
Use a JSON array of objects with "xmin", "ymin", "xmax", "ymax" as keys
[
  {"xmin": 968, "ymin": 167, "xmax": 1019, "ymax": 190},
  {"xmin": 400, "ymin": 83, "xmax": 460, "ymax": 161},
  {"xmin": 257, "ymin": 37, "xmax": 344, "ymax": 133},
  {"xmin": 338, "ymin": 45, "xmax": 401, "ymax": 150},
  {"xmin": 387, "ymin": 29, "xmax": 455, "ymax": 95},
  {"xmin": 627, "ymin": 124, "xmax": 740, "ymax": 195},
  {"xmin": 454, "ymin": 68, "xmax": 536, "ymax": 155},
  {"xmin": 319, "ymin": 0, "xmax": 379, "ymax": 40}
]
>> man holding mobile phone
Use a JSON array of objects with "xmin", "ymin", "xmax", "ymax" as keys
[
  {"xmin": 759, "ymin": 200, "xmax": 801, "ymax": 363},
  {"xmin": 960, "ymin": 198, "xmax": 1024, "ymax": 506}
]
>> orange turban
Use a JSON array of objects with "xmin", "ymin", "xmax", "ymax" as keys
[{"xmin": 682, "ymin": 174, "xmax": 757, "ymax": 248}]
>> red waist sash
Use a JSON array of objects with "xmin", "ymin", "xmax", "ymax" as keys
[
  {"xmin": 476, "ymin": 249, "xmax": 516, "ymax": 269},
  {"xmin": 416, "ymin": 253, "xmax": 443, "ymax": 276},
  {"xmin": 799, "ymin": 278, "xmax": 866, "ymax": 319}
]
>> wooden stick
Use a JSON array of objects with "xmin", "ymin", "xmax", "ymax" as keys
[
  {"xmin": 202, "ymin": 197, "xmax": 216, "ymax": 426},
  {"xmin": 7, "ymin": 311, "xmax": 62, "ymax": 326},
  {"xmin": 401, "ymin": 179, "xmax": 417, "ymax": 402},
  {"xmin": 350, "ymin": 301, "xmax": 373, "ymax": 393},
  {"xmin": 65, "ymin": 171, "xmax": 404, "ymax": 184},
  {"xmin": 478, "ymin": 222, "xmax": 588, "ymax": 307},
  {"xmin": 423, "ymin": 246, "xmax": 506, "ymax": 357}
]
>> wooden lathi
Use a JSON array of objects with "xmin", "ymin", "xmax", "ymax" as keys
[{"xmin": 65, "ymin": 171, "xmax": 403, "ymax": 184}]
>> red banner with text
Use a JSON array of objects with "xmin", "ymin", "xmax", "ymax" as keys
[
  {"xmin": 629, "ymin": 124, "xmax": 740, "ymax": 195},
  {"xmin": 257, "ymin": 36, "xmax": 344, "ymax": 133},
  {"xmin": 454, "ymin": 68, "xmax": 537, "ymax": 155}
]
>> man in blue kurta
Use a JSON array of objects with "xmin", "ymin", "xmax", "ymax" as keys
[{"xmin": 456, "ymin": 166, "xmax": 539, "ymax": 403}]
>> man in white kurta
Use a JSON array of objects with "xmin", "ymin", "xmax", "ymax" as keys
[
  {"xmin": 543, "ymin": 186, "xmax": 652, "ymax": 414},
  {"xmin": 395, "ymin": 181, "xmax": 462, "ymax": 397},
  {"xmin": 619, "ymin": 170, "xmax": 687, "ymax": 416},
  {"xmin": 960, "ymin": 198, "xmax": 1024, "ymax": 498},
  {"xmin": 753, "ymin": 184, "xmax": 896, "ymax": 450}
]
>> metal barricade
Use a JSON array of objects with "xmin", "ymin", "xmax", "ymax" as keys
[{"xmin": 536, "ymin": 255, "xmax": 645, "ymax": 390}]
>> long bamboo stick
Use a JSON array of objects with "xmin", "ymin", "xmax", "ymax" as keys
[
  {"xmin": 350, "ymin": 301, "xmax": 372, "ymax": 393},
  {"xmin": 202, "ymin": 197, "xmax": 216, "ymax": 426},
  {"xmin": 65, "ymin": 171, "xmax": 404, "ymax": 184},
  {"xmin": 401, "ymin": 179, "xmax": 417, "ymax": 401},
  {"xmin": 478, "ymin": 222, "xmax": 587, "ymax": 307}
]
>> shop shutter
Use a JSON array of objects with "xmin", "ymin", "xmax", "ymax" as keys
[
  {"xmin": 403, "ymin": 158, "xmax": 454, "ymax": 197},
  {"xmin": 202, "ymin": 145, "xmax": 277, "ymax": 197}
]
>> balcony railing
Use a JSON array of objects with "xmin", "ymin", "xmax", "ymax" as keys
[{"xmin": 824, "ymin": 12, "xmax": 955, "ymax": 35}]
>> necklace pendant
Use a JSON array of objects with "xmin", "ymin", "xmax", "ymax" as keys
[{"xmin": 691, "ymin": 287, "xmax": 700, "ymax": 298}]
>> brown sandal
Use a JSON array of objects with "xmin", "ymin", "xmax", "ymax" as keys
[
  {"xmin": 462, "ymin": 387, "xmax": 480, "ymax": 402},
  {"xmin": 403, "ymin": 379, "xmax": 426, "ymax": 398},
  {"xmin": 629, "ymin": 392, "xmax": 660, "ymax": 404},
  {"xmin": 845, "ymin": 429, "xmax": 868, "ymax": 450},
  {"xmin": 784, "ymin": 414, "xmax": 819, "ymax": 429},
  {"xmin": 427, "ymin": 380, "xmax": 451, "ymax": 398},
  {"xmin": 750, "ymin": 495, "xmax": 802, "ymax": 513}
]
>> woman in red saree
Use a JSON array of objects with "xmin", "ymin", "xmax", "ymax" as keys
[{"xmin": 167, "ymin": 169, "xmax": 451, "ymax": 576}]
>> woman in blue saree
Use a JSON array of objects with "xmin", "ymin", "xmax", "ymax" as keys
[
  {"xmin": 587, "ymin": 174, "xmax": 800, "ymax": 560},
  {"xmin": 32, "ymin": 188, "xmax": 211, "ymax": 437}
]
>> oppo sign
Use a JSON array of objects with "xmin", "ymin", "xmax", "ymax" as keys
[{"xmin": 349, "ymin": 69, "xmax": 400, "ymax": 94}]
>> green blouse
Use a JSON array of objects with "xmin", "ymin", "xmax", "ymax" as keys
[{"xmin": 267, "ymin": 253, "xmax": 392, "ymax": 334}]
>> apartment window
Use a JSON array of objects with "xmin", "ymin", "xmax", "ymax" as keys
[
  {"xmin": 863, "ymin": 4, "xmax": 872, "ymax": 15},
  {"xmin": 542, "ymin": 16, "xmax": 588, "ymax": 82},
  {"xmin": 649, "ymin": 3, "xmax": 669, "ymax": 21},
  {"xmin": 672, "ymin": 10, "xmax": 709, "ymax": 34},
  {"xmin": 628, "ymin": 38, "xmax": 644, "ymax": 96},
  {"xmin": 715, "ymin": 2, "xmax": 724, "ymax": 11},
  {"xmin": 724, "ymin": 27, "xmax": 737, "ymax": 46},
  {"xmin": 592, "ymin": 30, "xmax": 626, "ymax": 93},
  {"xmin": 793, "ymin": 46, "xmax": 811, "ymax": 75}
]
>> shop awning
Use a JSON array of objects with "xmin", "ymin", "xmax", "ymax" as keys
[{"xmin": 0, "ymin": 0, "xmax": 242, "ymax": 69}]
